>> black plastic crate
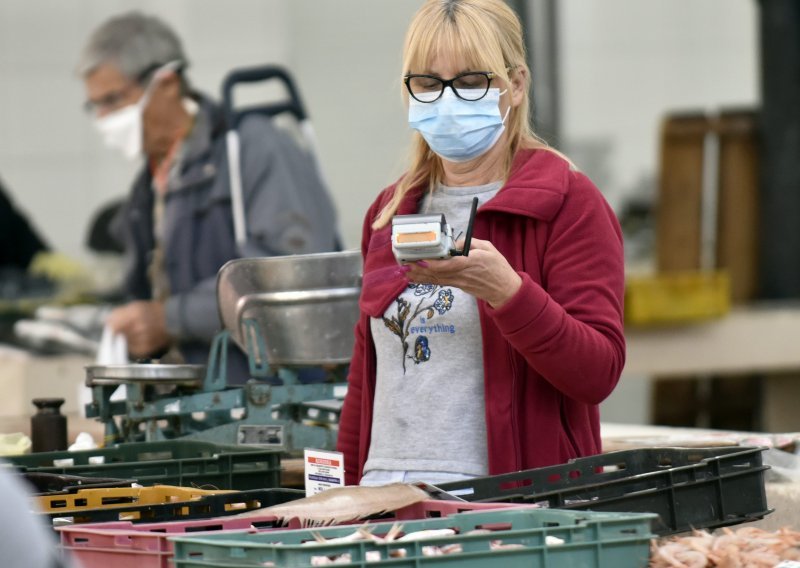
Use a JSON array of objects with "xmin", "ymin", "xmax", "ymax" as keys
[
  {"xmin": 5, "ymin": 440, "xmax": 281, "ymax": 490},
  {"xmin": 44, "ymin": 487, "xmax": 303, "ymax": 526},
  {"xmin": 22, "ymin": 472, "xmax": 136, "ymax": 496},
  {"xmin": 437, "ymin": 446, "xmax": 771, "ymax": 535}
]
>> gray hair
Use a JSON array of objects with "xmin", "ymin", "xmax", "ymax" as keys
[{"xmin": 78, "ymin": 11, "xmax": 188, "ymax": 84}]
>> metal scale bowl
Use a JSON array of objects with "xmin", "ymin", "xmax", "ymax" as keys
[
  {"xmin": 85, "ymin": 250, "xmax": 362, "ymax": 452},
  {"xmin": 218, "ymin": 250, "xmax": 361, "ymax": 367}
]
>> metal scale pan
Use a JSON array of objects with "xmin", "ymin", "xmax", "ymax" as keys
[
  {"xmin": 216, "ymin": 250, "xmax": 362, "ymax": 367},
  {"xmin": 85, "ymin": 364, "xmax": 206, "ymax": 387}
]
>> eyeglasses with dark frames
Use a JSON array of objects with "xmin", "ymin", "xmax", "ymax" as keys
[
  {"xmin": 83, "ymin": 62, "xmax": 181, "ymax": 114},
  {"xmin": 83, "ymin": 83, "xmax": 140, "ymax": 114},
  {"xmin": 404, "ymin": 71, "xmax": 496, "ymax": 103}
]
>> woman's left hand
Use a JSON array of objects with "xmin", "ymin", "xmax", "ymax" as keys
[{"xmin": 403, "ymin": 237, "xmax": 522, "ymax": 308}]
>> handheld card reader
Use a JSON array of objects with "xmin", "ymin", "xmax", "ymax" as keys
[{"xmin": 391, "ymin": 196, "xmax": 479, "ymax": 263}]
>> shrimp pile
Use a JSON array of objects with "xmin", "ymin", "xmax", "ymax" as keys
[{"xmin": 651, "ymin": 526, "xmax": 800, "ymax": 567}]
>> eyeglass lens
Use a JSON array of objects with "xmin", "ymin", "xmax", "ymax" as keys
[
  {"xmin": 407, "ymin": 72, "xmax": 491, "ymax": 103},
  {"xmin": 84, "ymin": 85, "xmax": 136, "ymax": 114}
]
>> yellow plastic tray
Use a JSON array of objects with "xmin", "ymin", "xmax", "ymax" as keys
[
  {"xmin": 625, "ymin": 270, "xmax": 731, "ymax": 326},
  {"xmin": 37, "ymin": 484, "xmax": 232, "ymax": 513}
]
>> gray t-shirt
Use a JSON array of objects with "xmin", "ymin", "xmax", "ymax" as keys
[{"xmin": 363, "ymin": 180, "xmax": 502, "ymax": 482}]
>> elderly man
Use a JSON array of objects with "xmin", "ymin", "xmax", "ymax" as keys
[{"xmin": 79, "ymin": 12, "xmax": 339, "ymax": 378}]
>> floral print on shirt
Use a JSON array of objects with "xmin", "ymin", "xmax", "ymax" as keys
[{"xmin": 382, "ymin": 284, "xmax": 454, "ymax": 373}]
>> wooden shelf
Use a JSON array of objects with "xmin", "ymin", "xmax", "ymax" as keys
[{"xmin": 624, "ymin": 304, "xmax": 800, "ymax": 378}]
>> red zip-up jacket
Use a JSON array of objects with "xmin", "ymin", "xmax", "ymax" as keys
[{"xmin": 337, "ymin": 148, "xmax": 625, "ymax": 485}]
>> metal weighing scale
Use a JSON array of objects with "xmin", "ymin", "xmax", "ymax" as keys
[{"xmin": 84, "ymin": 250, "xmax": 361, "ymax": 453}]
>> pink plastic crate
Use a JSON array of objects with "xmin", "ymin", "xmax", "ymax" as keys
[{"xmin": 59, "ymin": 499, "xmax": 533, "ymax": 568}]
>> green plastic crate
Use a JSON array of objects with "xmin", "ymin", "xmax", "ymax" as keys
[
  {"xmin": 169, "ymin": 507, "xmax": 656, "ymax": 567},
  {"xmin": 6, "ymin": 441, "xmax": 280, "ymax": 490}
]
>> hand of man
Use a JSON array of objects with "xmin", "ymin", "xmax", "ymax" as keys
[{"xmin": 107, "ymin": 300, "xmax": 171, "ymax": 358}]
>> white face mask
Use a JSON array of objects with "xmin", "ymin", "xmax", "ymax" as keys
[
  {"xmin": 92, "ymin": 61, "xmax": 182, "ymax": 161},
  {"xmin": 93, "ymin": 102, "xmax": 145, "ymax": 161}
]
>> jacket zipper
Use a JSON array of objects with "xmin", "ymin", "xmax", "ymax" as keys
[
  {"xmin": 488, "ymin": 212, "xmax": 522, "ymax": 473},
  {"xmin": 507, "ymin": 345, "xmax": 522, "ymax": 471},
  {"xmin": 560, "ymin": 395, "xmax": 580, "ymax": 457}
]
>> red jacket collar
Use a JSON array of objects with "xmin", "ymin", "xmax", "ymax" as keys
[
  {"xmin": 486, "ymin": 148, "xmax": 569, "ymax": 221},
  {"xmin": 393, "ymin": 148, "xmax": 570, "ymax": 222}
]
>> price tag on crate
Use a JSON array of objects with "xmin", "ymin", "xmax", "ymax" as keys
[{"xmin": 303, "ymin": 448, "xmax": 344, "ymax": 497}]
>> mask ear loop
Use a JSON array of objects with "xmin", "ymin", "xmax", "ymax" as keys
[
  {"xmin": 496, "ymin": 88, "xmax": 511, "ymax": 124},
  {"xmin": 500, "ymin": 105, "xmax": 511, "ymax": 124},
  {"xmin": 138, "ymin": 60, "xmax": 184, "ymax": 112}
]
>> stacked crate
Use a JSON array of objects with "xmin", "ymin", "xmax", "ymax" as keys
[{"xmin": 646, "ymin": 110, "xmax": 761, "ymax": 429}]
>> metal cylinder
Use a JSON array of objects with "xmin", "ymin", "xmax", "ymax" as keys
[{"xmin": 31, "ymin": 398, "xmax": 67, "ymax": 453}]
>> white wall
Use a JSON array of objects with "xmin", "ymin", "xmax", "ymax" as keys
[
  {"xmin": 0, "ymin": 0, "xmax": 292, "ymax": 263},
  {"xmin": 0, "ymin": 0, "xmax": 419, "ymax": 262},
  {"xmin": 558, "ymin": 0, "xmax": 759, "ymax": 211},
  {"xmin": 0, "ymin": 0, "xmax": 758, "ymax": 264},
  {"xmin": 554, "ymin": 0, "xmax": 759, "ymax": 424},
  {"xmin": 287, "ymin": 0, "xmax": 421, "ymax": 249}
]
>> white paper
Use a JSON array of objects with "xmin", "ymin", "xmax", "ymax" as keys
[
  {"xmin": 96, "ymin": 325, "xmax": 129, "ymax": 365},
  {"xmin": 304, "ymin": 448, "xmax": 344, "ymax": 497},
  {"xmin": 68, "ymin": 432, "xmax": 98, "ymax": 452},
  {"xmin": 80, "ymin": 325, "xmax": 130, "ymax": 414}
]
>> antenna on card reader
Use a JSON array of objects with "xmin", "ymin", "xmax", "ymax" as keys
[{"xmin": 452, "ymin": 196, "xmax": 479, "ymax": 257}]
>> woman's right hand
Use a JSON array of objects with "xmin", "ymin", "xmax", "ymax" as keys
[{"xmin": 403, "ymin": 237, "xmax": 522, "ymax": 308}]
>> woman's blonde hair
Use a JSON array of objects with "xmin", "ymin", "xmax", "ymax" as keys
[{"xmin": 373, "ymin": 0, "xmax": 556, "ymax": 229}]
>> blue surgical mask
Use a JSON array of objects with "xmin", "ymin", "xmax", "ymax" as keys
[{"xmin": 408, "ymin": 87, "xmax": 509, "ymax": 163}]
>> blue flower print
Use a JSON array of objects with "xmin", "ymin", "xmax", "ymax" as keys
[
  {"xmin": 413, "ymin": 336, "xmax": 431, "ymax": 363},
  {"xmin": 413, "ymin": 283, "xmax": 436, "ymax": 296},
  {"xmin": 434, "ymin": 289, "xmax": 454, "ymax": 315},
  {"xmin": 384, "ymin": 285, "xmax": 446, "ymax": 374}
]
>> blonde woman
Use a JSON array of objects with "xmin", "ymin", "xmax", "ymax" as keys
[{"xmin": 338, "ymin": 0, "xmax": 624, "ymax": 486}]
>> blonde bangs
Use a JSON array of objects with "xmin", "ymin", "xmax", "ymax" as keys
[{"xmin": 402, "ymin": 3, "xmax": 507, "ymax": 83}]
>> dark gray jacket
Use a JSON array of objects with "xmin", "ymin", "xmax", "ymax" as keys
[{"xmin": 115, "ymin": 94, "xmax": 339, "ymax": 373}]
